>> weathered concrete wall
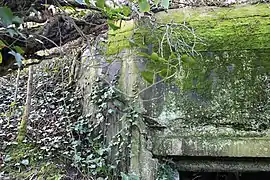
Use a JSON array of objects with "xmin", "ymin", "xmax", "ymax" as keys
[
  {"xmin": 169, "ymin": 0, "xmax": 270, "ymax": 7},
  {"xmin": 151, "ymin": 4, "xmax": 270, "ymax": 159},
  {"xmin": 80, "ymin": 2, "xmax": 270, "ymax": 179},
  {"xmin": 79, "ymin": 30, "xmax": 159, "ymax": 179}
]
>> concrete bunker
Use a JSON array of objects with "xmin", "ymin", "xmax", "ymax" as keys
[
  {"xmin": 98, "ymin": 2, "xmax": 270, "ymax": 179},
  {"xmin": 145, "ymin": 3, "xmax": 270, "ymax": 179}
]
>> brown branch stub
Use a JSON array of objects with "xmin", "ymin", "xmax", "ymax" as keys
[{"xmin": 24, "ymin": 16, "xmax": 47, "ymax": 23}]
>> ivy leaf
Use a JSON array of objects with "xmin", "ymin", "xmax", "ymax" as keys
[
  {"xmin": 13, "ymin": 46, "xmax": 25, "ymax": 54},
  {"xmin": 150, "ymin": 52, "xmax": 159, "ymax": 62},
  {"xmin": 159, "ymin": 68, "xmax": 175, "ymax": 78},
  {"xmin": 0, "ymin": 7, "xmax": 13, "ymax": 26},
  {"xmin": 12, "ymin": 16, "xmax": 23, "ymax": 27},
  {"xmin": 75, "ymin": 0, "xmax": 85, "ymax": 5},
  {"xmin": 122, "ymin": 6, "xmax": 131, "ymax": 17},
  {"xmin": 138, "ymin": 0, "xmax": 150, "ymax": 12},
  {"xmin": 108, "ymin": 20, "xmax": 120, "ymax": 31},
  {"xmin": 129, "ymin": 174, "xmax": 139, "ymax": 180},
  {"xmin": 169, "ymin": 52, "xmax": 178, "ymax": 65},
  {"xmin": 6, "ymin": 28, "xmax": 17, "ymax": 37},
  {"xmin": 62, "ymin": 5, "xmax": 76, "ymax": 13},
  {"xmin": 158, "ymin": 57, "xmax": 167, "ymax": 63},
  {"xmin": 154, "ymin": 0, "xmax": 160, "ymax": 6},
  {"xmin": 137, "ymin": 52, "xmax": 150, "ymax": 59},
  {"xmin": 21, "ymin": 159, "xmax": 29, "ymax": 166},
  {"xmin": 159, "ymin": 68, "xmax": 169, "ymax": 78},
  {"xmin": 121, "ymin": 172, "xmax": 129, "ymax": 180},
  {"xmin": 8, "ymin": 50, "xmax": 24, "ymax": 68},
  {"xmin": 181, "ymin": 54, "xmax": 196, "ymax": 67},
  {"xmin": 161, "ymin": 0, "xmax": 170, "ymax": 9},
  {"xmin": 169, "ymin": 52, "xmax": 177, "ymax": 59},
  {"xmin": 0, "ymin": 53, "xmax": 2, "ymax": 64},
  {"xmin": 85, "ymin": 0, "xmax": 91, "ymax": 5},
  {"xmin": 0, "ymin": 40, "xmax": 6, "ymax": 48},
  {"xmin": 96, "ymin": 0, "xmax": 105, "ymax": 9},
  {"xmin": 141, "ymin": 71, "xmax": 154, "ymax": 83}
]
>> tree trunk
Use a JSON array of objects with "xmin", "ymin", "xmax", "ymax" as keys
[{"xmin": 17, "ymin": 66, "xmax": 33, "ymax": 143}]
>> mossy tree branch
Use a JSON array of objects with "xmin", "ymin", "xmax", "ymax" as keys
[{"xmin": 17, "ymin": 66, "xmax": 33, "ymax": 143}]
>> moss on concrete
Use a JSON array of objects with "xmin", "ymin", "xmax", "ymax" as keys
[
  {"xmin": 155, "ymin": 4, "xmax": 270, "ymax": 23},
  {"xmin": 105, "ymin": 3, "xmax": 270, "ymax": 160},
  {"xmin": 153, "ymin": 136, "xmax": 270, "ymax": 157},
  {"xmin": 106, "ymin": 4, "xmax": 270, "ymax": 58},
  {"xmin": 107, "ymin": 20, "xmax": 135, "ymax": 55},
  {"xmin": 150, "ymin": 4, "xmax": 270, "ymax": 134},
  {"xmin": 155, "ymin": 4, "xmax": 270, "ymax": 51}
]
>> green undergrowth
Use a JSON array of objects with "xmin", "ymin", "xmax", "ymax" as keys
[
  {"xmin": 1, "ymin": 143, "xmax": 64, "ymax": 179},
  {"xmin": 157, "ymin": 163, "xmax": 176, "ymax": 180}
]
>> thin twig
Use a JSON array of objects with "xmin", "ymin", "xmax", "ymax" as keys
[
  {"xmin": 138, "ymin": 72, "xmax": 176, "ymax": 96},
  {"xmin": 14, "ymin": 69, "xmax": 21, "ymax": 102}
]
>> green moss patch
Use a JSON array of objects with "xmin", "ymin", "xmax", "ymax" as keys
[
  {"xmin": 155, "ymin": 4, "xmax": 270, "ymax": 51},
  {"xmin": 1, "ymin": 143, "xmax": 63, "ymax": 179},
  {"xmin": 155, "ymin": 4, "xmax": 270, "ymax": 24},
  {"xmin": 107, "ymin": 20, "xmax": 135, "ymax": 55}
]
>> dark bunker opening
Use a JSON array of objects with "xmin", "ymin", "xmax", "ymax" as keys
[{"xmin": 179, "ymin": 172, "xmax": 270, "ymax": 180}]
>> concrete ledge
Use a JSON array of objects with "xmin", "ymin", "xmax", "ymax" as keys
[
  {"xmin": 152, "ymin": 137, "xmax": 270, "ymax": 157},
  {"xmin": 173, "ymin": 158, "xmax": 270, "ymax": 172}
]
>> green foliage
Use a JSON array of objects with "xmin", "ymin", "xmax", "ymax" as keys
[
  {"xmin": 0, "ymin": 56, "xmax": 139, "ymax": 178},
  {"xmin": 121, "ymin": 172, "xmax": 139, "ymax": 180},
  {"xmin": 154, "ymin": 0, "xmax": 160, "ymax": 6},
  {"xmin": 8, "ymin": 50, "xmax": 24, "ymax": 68},
  {"xmin": 75, "ymin": 0, "xmax": 85, "ymax": 5},
  {"xmin": 0, "ymin": 7, "xmax": 23, "ymax": 31},
  {"xmin": 0, "ymin": 40, "xmax": 6, "ymax": 64},
  {"xmin": 108, "ymin": 20, "xmax": 121, "ymax": 30},
  {"xmin": 69, "ymin": 115, "xmax": 112, "ymax": 176},
  {"xmin": 13, "ymin": 46, "xmax": 25, "ymax": 55},
  {"xmin": 74, "ymin": 0, "xmax": 134, "ymax": 21},
  {"xmin": 1, "ymin": 143, "xmax": 63, "ymax": 179},
  {"xmin": 17, "ymin": 118, "xmax": 27, "ymax": 143},
  {"xmin": 0, "ymin": 1, "xmax": 178, "ymax": 179},
  {"xmin": 160, "ymin": 0, "xmax": 170, "ymax": 9},
  {"xmin": 1, "ymin": 59, "xmax": 129, "ymax": 178},
  {"xmin": 0, "ymin": 7, "xmax": 17, "ymax": 26},
  {"xmin": 122, "ymin": 6, "xmax": 132, "ymax": 16},
  {"xmin": 154, "ymin": 0, "xmax": 170, "ymax": 8},
  {"xmin": 157, "ymin": 164, "xmax": 176, "ymax": 180},
  {"xmin": 141, "ymin": 71, "xmax": 154, "ymax": 83},
  {"xmin": 105, "ymin": 6, "xmax": 132, "ymax": 21},
  {"xmin": 129, "ymin": 21, "xmax": 203, "ymax": 85},
  {"xmin": 0, "ymin": 7, "xmax": 25, "ymax": 67},
  {"xmin": 74, "ymin": 0, "xmax": 171, "ymax": 14},
  {"xmin": 96, "ymin": 0, "xmax": 105, "ymax": 9},
  {"xmin": 138, "ymin": 51, "xmax": 179, "ymax": 83},
  {"xmin": 138, "ymin": 0, "xmax": 151, "ymax": 12},
  {"xmin": 0, "ymin": 40, "xmax": 6, "ymax": 47}
]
